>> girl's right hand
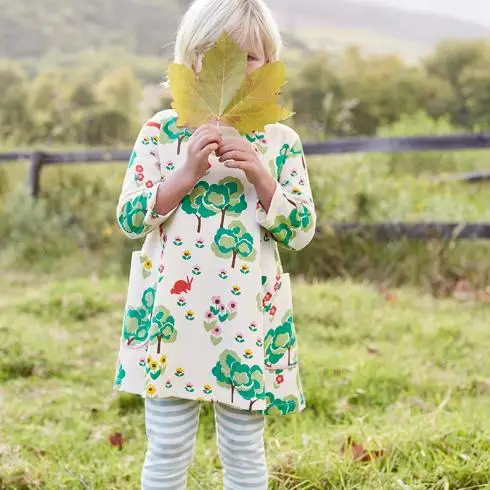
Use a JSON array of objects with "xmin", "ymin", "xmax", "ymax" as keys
[{"xmin": 184, "ymin": 123, "xmax": 221, "ymax": 180}]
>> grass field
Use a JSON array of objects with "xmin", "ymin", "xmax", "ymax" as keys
[
  {"xmin": 2, "ymin": 269, "xmax": 490, "ymax": 489},
  {"xmin": 2, "ymin": 113, "xmax": 490, "ymax": 488}
]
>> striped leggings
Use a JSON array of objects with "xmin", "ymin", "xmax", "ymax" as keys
[{"xmin": 141, "ymin": 397, "xmax": 268, "ymax": 490}]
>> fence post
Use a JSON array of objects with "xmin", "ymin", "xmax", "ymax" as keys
[{"xmin": 27, "ymin": 152, "xmax": 46, "ymax": 198}]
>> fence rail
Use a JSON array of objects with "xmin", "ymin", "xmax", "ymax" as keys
[{"xmin": 2, "ymin": 131, "xmax": 490, "ymax": 240}]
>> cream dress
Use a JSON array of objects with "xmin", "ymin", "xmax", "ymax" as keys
[{"xmin": 112, "ymin": 109, "xmax": 316, "ymax": 415}]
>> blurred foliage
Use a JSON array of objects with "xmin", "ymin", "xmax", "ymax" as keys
[
  {"xmin": 1, "ymin": 39, "xmax": 490, "ymax": 146},
  {"xmin": 289, "ymin": 39, "xmax": 490, "ymax": 137}
]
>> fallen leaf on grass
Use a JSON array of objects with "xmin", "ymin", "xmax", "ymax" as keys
[
  {"xmin": 108, "ymin": 432, "xmax": 124, "ymax": 450},
  {"xmin": 340, "ymin": 436, "xmax": 385, "ymax": 462},
  {"xmin": 366, "ymin": 344, "xmax": 381, "ymax": 355}
]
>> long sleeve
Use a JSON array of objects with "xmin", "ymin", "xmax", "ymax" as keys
[
  {"xmin": 256, "ymin": 127, "xmax": 317, "ymax": 251},
  {"xmin": 116, "ymin": 112, "xmax": 180, "ymax": 240}
]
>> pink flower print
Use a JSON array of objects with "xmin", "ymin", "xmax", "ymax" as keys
[
  {"xmin": 219, "ymin": 304, "xmax": 226, "ymax": 313},
  {"xmin": 211, "ymin": 296, "xmax": 222, "ymax": 306},
  {"xmin": 204, "ymin": 309, "xmax": 215, "ymax": 320},
  {"xmin": 235, "ymin": 333, "xmax": 245, "ymax": 343},
  {"xmin": 248, "ymin": 321, "xmax": 258, "ymax": 332},
  {"xmin": 146, "ymin": 180, "xmax": 153, "ymax": 188},
  {"xmin": 137, "ymin": 173, "xmax": 144, "ymax": 181},
  {"xmin": 227, "ymin": 300, "xmax": 238, "ymax": 311},
  {"xmin": 269, "ymin": 306, "xmax": 277, "ymax": 316},
  {"xmin": 275, "ymin": 374, "xmax": 284, "ymax": 384},
  {"xmin": 273, "ymin": 282, "xmax": 280, "ymax": 292},
  {"xmin": 211, "ymin": 325, "xmax": 222, "ymax": 337},
  {"xmin": 135, "ymin": 164, "xmax": 144, "ymax": 173},
  {"xmin": 159, "ymin": 264, "xmax": 164, "ymax": 273},
  {"xmin": 264, "ymin": 292, "xmax": 272, "ymax": 302}
]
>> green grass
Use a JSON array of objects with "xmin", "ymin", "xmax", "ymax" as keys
[{"xmin": 2, "ymin": 271, "xmax": 490, "ymax": 489}]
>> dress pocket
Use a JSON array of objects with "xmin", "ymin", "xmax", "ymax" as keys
[
  {"xmin": 113, "ymin": 250, "xmax": 158, "ymax": 394},
  {"xmin": 261, "ymin": 272, "xmax": 299, "ymax": 370}
]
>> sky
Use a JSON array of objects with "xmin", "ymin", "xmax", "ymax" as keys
[{"xmin": 356, "ymin": 0, "xmax": 490, "ymax": 28}]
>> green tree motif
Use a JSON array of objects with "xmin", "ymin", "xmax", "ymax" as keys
[
  {"xmin": 114, "ymin": 363, "xmax": 126, "ymax": 387},
  {"xmin": 272, "ymin": 142, "xmax": 303, "ymax": 180},
  {"xmin": 122, "ymin": 286, "xmax": 155, "ymax": 346},
  {"xmin": 160, "ymin": 115, "xmax": 192, "ymax": 155},
  {"xmin": 268, "ymin": 214, "xmax": 297, "ymax": 248},
  {"xmin": 289, "ymin": 204, "xmax": 314, "ymax": 231},
  {"xmin": 263, "ymin": 392, "xmax": 298, "ymax": 415},
  {"xmin": 212, "ymin": 220, "xmax": 256, "ymax": 269},
  {"xmin": 118, "ymin": 193, "xmax": 149, "ymax": 236},
  {"xmin": 264, "ymin": 310, "xmax": 297, "ymax": 367},
  {"xmin": 149, "ymin": 305, "xmax": 177, "ymax": 353},
  {"xmin": 204, "ymin": 177, "xmax": 247, "ymax": 228},
  {"xmin": 212, "ymin": 350, "xmax": 265, "ymax": 410},
  {"xmin": 181, "ymin": 181, "xmax": 217, "ymax": 232}
]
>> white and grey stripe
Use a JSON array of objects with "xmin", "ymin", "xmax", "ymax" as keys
[{"xmin": 141, "ymin": 397, "xmax": 267, "ymax": 490}]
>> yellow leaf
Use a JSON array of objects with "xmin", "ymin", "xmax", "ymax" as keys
[{"xmin": 168, "ymin": 32, "xmax": 293, "ymax": 134}]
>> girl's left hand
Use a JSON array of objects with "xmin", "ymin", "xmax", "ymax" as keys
[{"xmin": 216, "ymin": 138, "xmax": 266, "ymax": 186}]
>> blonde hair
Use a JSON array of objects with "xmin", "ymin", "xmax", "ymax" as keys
[{"xmin": 162, "ymin": 0, "xmax": 282, "ymax": 88}]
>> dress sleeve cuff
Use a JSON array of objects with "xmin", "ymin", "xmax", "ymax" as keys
[
  {"xmin": 255, "ymin": 180, "xmax": 283, "ymax": 229},
  {"xmin": 144, "ymin": 181, "xmax": 179, "ymax": 226}
]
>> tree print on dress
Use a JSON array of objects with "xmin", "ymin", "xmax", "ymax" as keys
[
  {"xmin": 121, "ymin": 286, "xmax": 156, "ymax": 348},
  {"xmin": 182, "ymin": 177, "xmax": 247, "ymax": 233},
  {"xmin": 149, "ymin": 305, "xmax": 177, "ymax": 354},
  {"xmin": 159, "ymin": 116, "xmax": 192, "ymax": 155},
  {"xmin": 266, "ymin": 203, "xmax": 314, "ymax": 250},
  {"xmin": 263, "ymin": 392, "xmax": 299, "ymax": 415},
  {"xmin": 212, "ymin": 350, "xmax": 265, "ymax": 411},
  {"xmin": 264, "ymin": 309, "xmax": 297, "ymax": 368},
  {"xmin": 270, "ymin": 141, "xmax": 303, "ymax": 180},
  {"xmin": 212, "ymin": 220, "xmax": 256, "ymax": 269},
  {"xmin": 118, "ymin": 193, "xmax": 148, "ymax": 236},
  {"xmin": 114, "ymin": 363, "xmax": 126, "ymax": 387},
  {"xmin": 203, "ymin": 296, "xmax": 239, "ymax": 345}
]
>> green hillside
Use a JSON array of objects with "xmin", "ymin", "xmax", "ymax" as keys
[{"xmin": 1, "ymin": 0, "xmax": 489, "ymax": 60}]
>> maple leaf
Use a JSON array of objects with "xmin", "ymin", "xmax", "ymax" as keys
[
  {"xmin": 340, "ymin": 436, "xmax": 386, "ymax": 463},
  {"xmin": 168, "ymin": 32, "xmax": 293, "ymax": 134}
]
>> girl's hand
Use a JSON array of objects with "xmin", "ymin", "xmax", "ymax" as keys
[
  {"xmin": 184, "ymin": 123, "xmax": 221, "ymax": 180},
  {"xmin": 216, "ymin": 138, "xmax": 266, "ymax": 186}
]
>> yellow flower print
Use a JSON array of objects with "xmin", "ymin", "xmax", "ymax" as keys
[
  {"xmin": 241, "ymin": 265, "xmax": 249, "ymax": 271},
  {"xmin": 243, "ymin": 349, "xmax": 253, "ymax": 359},
  {"xmin": 147, "ymin": 355, "xmax": 152, "ymax": 365},
  {"xmin": 150, "ymin": 361, "xmax": 158, "ymax": 370},
  {"xmin": 175, "ymin": 367, "xmax": 184, "ymax": 377},
  {"xmin": 159, "ymin": 354, "xmax": 167, "ymax": 365},
  {"xmin": 144, "ymin": 259, "xmax": 153, "ymax": 270},
  {"xmin": 232, "ymin": 285, "xmax": 240, "ymax": 292},
  {"xmin": 146, "ymin": 384, "xmax": 156, "ymax": 395},
  {"xmin": 292, "ymin": 186, "xmax": 302, "ymax": 195}
]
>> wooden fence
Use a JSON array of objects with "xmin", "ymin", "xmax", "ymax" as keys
[{"xmin": 1, "ymin": 132, "xmax": 490, "ymax": 240}]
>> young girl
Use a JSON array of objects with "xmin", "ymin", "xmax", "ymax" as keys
[{"xmin": 113, "ymin": 0, "xmax": 317, "ymax": 488}]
